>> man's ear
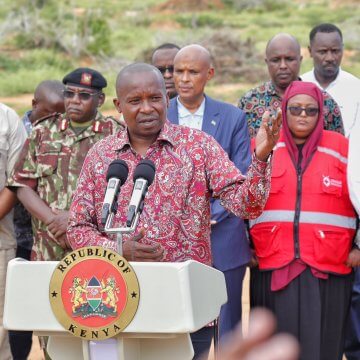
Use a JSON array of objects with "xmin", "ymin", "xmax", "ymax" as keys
[
  {"xmin": 31, "ymin": 98, "xmax": 37, "ymax": 110},
  {"xmin": 97, "ymin": 93, "xmax": 105, "ymax": 107},
  {"xmin": 207, "ymin": 67, "xmax": 215, "ymax": 81},
  {"xmin": 308, "ymin": 45, "xmax": 313, "ymax": 58},
  {"xmin": 113, "ymin": 98, "xmax": 122, "ymax": 113}
]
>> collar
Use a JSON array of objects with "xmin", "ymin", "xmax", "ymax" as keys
[
  {"xmin": 265, "ymin": 81, "xmax": 279, "ymax": 96},
  {"xmin": 22, "ymin": 110, "xmax": 32, "ymax": 124},
  {"xmin": 312, "ymin": 68, "xmax": 341, "ymax": 91},
  {"xmin": 268, "ymin": 78, "xmax": 303, "ymax": 98},
  {"xmin": 177, "ymin": 96, "xmax": 205, "ymax": 117},
  {"xmin": 112, "ymin": 120, "xmax": 175, "ymax": 151},
  {"xmin": 60, "ymin": 111, "xmax": 103, "ymax": 132}
]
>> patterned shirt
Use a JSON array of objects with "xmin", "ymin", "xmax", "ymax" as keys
[
  {"xmin": 238, "ymin": 80, "xmax": 344, "ymax": 139},
  {"xmin": 8, "ymin": 111, "xmax": 124, "ymax": 261},
  {"xmin": 67, "ymin": 121, "xmax": 272, "ymax": 265}
]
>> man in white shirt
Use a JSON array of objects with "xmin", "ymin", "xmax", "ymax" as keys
[
  {"xmin": 302, "ymin": 23, "xmax": 360, "ymax": 137},
  {"xmin": 0, "ymin": 103, "xmax": 27, "ymax": 359},
  {"xmin": 347, "ymin": 108, "xmax": 360, "ymax": 360}
]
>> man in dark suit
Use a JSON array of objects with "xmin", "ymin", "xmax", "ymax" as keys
[
  {"xmin": 151, "ymin": 43, "xmax": 180, "ymax": 99},
  {"xmin": 168, "ymin": 44, "xmax": 252, "ymax": 358}
]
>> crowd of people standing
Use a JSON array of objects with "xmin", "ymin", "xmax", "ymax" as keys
[{"xmin": 0, "ymin": 22, "xmax": 359, "ymax": 360}]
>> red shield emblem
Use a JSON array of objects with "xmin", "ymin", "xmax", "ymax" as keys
[{"xmin": 49, "ymin": 247, "xmax": 140, "ymax": 340}]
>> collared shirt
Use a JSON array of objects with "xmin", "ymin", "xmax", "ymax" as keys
[
  {"xmin": 0, "ymin": 103, "xmax": 27, "ymax": 250},
  {"xmin": 22, "ymin": 110, "xmax": 33, "ymax": 134},
  {"xmin": 238, "ymin": 80, "xmax": 344, "ymax": 139},
  {"xmin": 302, "ymin": 68, "xmax": 360, "ymax": 137},
  {"xmin": 67, "ymin": 121, "xmax": 271, "ymax": 265},
  {"xmin": 348, "ymin": 109, "xmax": 360, "ymax": 215},
  {"xmin": 177, "ymin": 96, "xmax": 205, "ymax": 130},
  {"xmin": 8, "ymin": 111, "xmax": 124, "ymax": 260}
]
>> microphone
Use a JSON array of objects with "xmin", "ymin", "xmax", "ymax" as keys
[
  {"xmin": 126, "ymin": 159, "xmax": 155, "ymax": 227},
  {"xmin": 101, "ymin": 160, "xmax": 129, "ymax": 225}
]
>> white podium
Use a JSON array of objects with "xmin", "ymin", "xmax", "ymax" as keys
[{"xmin": 4, "ymin": 258, "xmax": 227, "ymax": 360}]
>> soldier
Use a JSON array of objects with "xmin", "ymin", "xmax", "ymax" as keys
[{"xmin": 7, "ymin": 68, "xmax": 124, "ymax": 261}]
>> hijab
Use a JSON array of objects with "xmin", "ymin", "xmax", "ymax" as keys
[{"xmin": 281, "ymin": 80, "xmax": 324, "ymax": 171}]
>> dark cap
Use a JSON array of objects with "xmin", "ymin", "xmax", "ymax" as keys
[{"xmin": 62, "ymin": 67, "xmax": 107, "ymax": 90}]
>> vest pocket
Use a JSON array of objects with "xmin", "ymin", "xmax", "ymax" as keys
[
  {"xmin": 270, "ymin": 166, "xmax": 286, "ymax": 193},
  {"xmin": 313, "ymin": 227, "xmax": 350, "ymax": 266},
  {"xmin": 251, "ymin": 224, "xmax": 280, "ymax": 258}
]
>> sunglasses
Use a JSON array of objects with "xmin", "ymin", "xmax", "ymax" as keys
[
  {"xmin": 63, "ymin": 90, "xmax": 101, "ymax": 101},
  {"xmin": 157, "ymin": 66, "xmax": 174, "ymax": 75},
  {"xmin": 287, "ymin": 106, "xmax": 319, "ymax": 117}
]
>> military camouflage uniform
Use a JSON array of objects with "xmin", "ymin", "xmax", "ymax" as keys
[{"xmin": 8, "ymin": 111, "xmax": 124, "ymax": 261}]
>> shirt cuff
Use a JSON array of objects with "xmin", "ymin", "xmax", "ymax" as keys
[{"xmin": 251, "ymin": 151, "xmax": 272, "ymax": 175}]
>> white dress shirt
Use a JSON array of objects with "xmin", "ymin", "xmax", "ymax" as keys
[
  {"xmin": 177, "ymin": 96, "xmax": 206, "ymax": 130},
  {"xmin": 302, "ymin": 68, "xmax": 360, "ymax": 137},
  {"xmin": 348, "ymin": 108, "xmax": 360, "ymax": 215}
]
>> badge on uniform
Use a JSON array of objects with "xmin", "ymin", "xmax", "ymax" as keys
[{"xmin": 60, "ymin": 118, "xmax": 69, "ymax": 131}]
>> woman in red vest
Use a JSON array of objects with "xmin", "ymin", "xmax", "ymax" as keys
[{"xmin": 249, "ymin": 81, "xmax": 360, "ymax": 360}]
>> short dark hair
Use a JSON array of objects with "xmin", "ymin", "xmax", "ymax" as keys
[
  {"xmin": 152, "ymin": 43, "xmax": 180, "ymax": 54},
  {"xmin": 116, "ymin": 63, "xmax": 166, "ymax": 97},
  {"xmin": 309, "ymin": 23, "xmax": 343, "ymax": 43}
]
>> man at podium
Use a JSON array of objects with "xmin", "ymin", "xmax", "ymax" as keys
[{"xmin": 67, "ymin": 63, "xmax": 280, "ymax": 358}]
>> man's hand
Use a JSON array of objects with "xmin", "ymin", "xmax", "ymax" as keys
[
  {"xmin": 0, "ymin": 188, "xmax": 17, "ymax": 220},
  {"xmin": 346, "ymin": 248, "xmax": 360, "ymax": 267},
  {"xmin": 207, "ymin": 308, "xmax": 299, "ymax": 360},
  {"xmin": 255, "ymin": 110, "xmax": 282, "ymax": 162},
  {"xmin": 53, "ymin": 233, "xmax": 71, "ymax": 250},
  {"xmin": 248, "ymin": 250, "xmax": 259, "ymax": 268},
  {"xmin": 122, "ymin": 228, "xmax": 164, "ymax": 262},
  {"xmin": 47, "ymin": 209, "xmax": 69, "ymax": 239}
]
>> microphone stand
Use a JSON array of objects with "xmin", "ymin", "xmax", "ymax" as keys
[{"xmin": 104, "ymin": 212, "xmax": 140, "ymax": 255}]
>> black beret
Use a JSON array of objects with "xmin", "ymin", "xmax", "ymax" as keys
[{"xmin": 62, "ymin": 67, "xmax": 107, "ymax": 90}]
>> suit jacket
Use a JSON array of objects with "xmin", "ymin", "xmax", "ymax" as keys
[{"xmin": 168, "ymin": 95, "xmax": 252, "ymax": 270}]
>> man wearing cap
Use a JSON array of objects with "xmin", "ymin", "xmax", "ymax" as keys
[{"xmin": 7, "ymin": 68, "xmax": 123, "ymax": 261}]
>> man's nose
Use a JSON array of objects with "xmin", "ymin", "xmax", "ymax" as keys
[
  {"xmin": 279, "ymin": 58, "xmax": 287, "ymax": 68},
  {"xmin": 324, "ymin": 50, "xmax": 335, "ymax": 62},
  {"xmin": 181, "ymin": 71, "xmax": 190, "ymax": 82},
  {"xmin": 163, "ymin": 68, "xmax": 172, "ymax": 79},
  {"xmin": 140, "ymin": 100, "xmax": 152, "ymax": 113}
]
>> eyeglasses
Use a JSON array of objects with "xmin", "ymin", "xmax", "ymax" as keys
[
  {"xmin": 63, "ymin": 90, "xmax": 101, "ymax": 101},
  {"xmin": 287, "ymin": 106, "xmax": 319, "ymax": 117},
  {"xmin": 157, "ymin": 66, "xmax": 174, "ymax": 75}
]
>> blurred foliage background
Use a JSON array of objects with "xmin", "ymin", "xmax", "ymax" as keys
[{"xmin": 0, "ymin": 0, "xmax": 359, "ymax": 114}]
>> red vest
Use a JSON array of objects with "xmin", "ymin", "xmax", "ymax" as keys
[{"xmin": 250, "ymin": 131, "xmax": 356, "ymax": 274}]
